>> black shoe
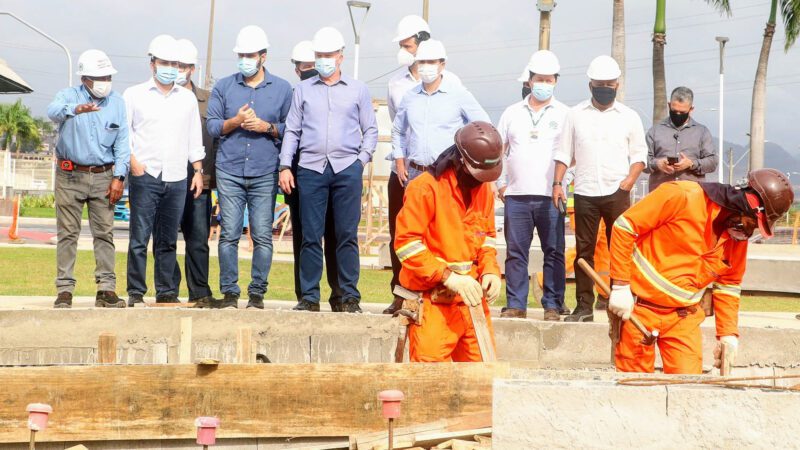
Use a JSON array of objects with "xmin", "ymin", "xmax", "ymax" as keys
[
  {"xmin": 127, "ymin": 293, "xmax": 144, "ymax": 307},
  {"xmin": 155, "ymin": 294, "xmax": 179, "ymax": 304},
  {"xmin": 595, "ymin": 297, "xmax": 609, "ymax": 311},
  {"xmin": 95, "ymin": 291, "xmax": 125, "ymax": 308},
  {"xmin": 246, "ymin": 294, "xmax": 264, "ymax": 310},
  {"xmin": 54, "ymin": 292, "xmax": 72, "ymax": 309},
  {"xmin": 564, "ymin": 309, "xmax": 594, "ymax": 322},
  {"xmin": 341, "ymin": 298, "xmax": 362, "ymax": 314},
  {"xmin": 559, "ymin": 306, "xmax": 571, "ymax": 316},
  {"xmin": 382, "ymin": 296, "xmax": 404, "ymax": 315},
  {"xmin": 219, "ymin": 293, "xmax": 239, "ymax": 309},
  {"xmin": 190, "ymin": 295, "xmax": 217, "ymax": 309},
  {"xmin": 329, "ymin": 297, "xmax": 343, "ymax": 312},
  {"xmin": 293, "ymin": 300, "xmax": 320, "ymax": 312}
]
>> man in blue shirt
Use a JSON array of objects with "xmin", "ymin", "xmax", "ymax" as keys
[
  {"xmin": 279, "ymin": 27, "xmax": 378, "ymax": 313},
  {"xmin": 207, "ymin": 25, "xmax": 293, "ymax": 309},
  {"xmin": 47, "ymin": 49, "xmax": 129, "ymax": 309}
]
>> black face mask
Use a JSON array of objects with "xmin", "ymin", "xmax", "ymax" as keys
[
  {"xmin": 590, "ymin": 86, "xmax": 616, "ymax": 106},
  {"xmin": 522, "ymin": 85, "xmax": 531, "ymax": 100},
  {"xmin": 299, "ymin": 68, "xmax": 319, "ymax": 81},
  {"xmin": 669, "ymin": 109, "xmax": 690, "ymax": 128}
]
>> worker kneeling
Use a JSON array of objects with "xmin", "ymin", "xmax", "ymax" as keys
[
  {"xmin": 395, "ymin": 121, "xmax": 503, "ymax": 362},
  {"xmin": 608, "ymin": 169, "xmax": 794, "ymax": 373}
]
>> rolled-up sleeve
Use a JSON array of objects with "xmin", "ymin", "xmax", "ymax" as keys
[
  {"xmin": 280, "ymin": 86, "xmax": 303, "ymax": 167},
  {"xmin": 357, "ymin": 85, "xmax": 378, "ymax": 165},
  {"xmin": 205, "ymin": 84, "xmax": 225, "ymax": 139},
  {"xmin": 628, "ymin": 112, "xmax": 648, "ymax": 165}
]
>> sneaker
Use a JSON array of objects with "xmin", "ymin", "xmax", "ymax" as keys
[
  {"xmin": 500, "ymin": 307, "xmax": 527, "ymax": 319},
  {"xmin": 95, "ymin": 291, "xmax": 125, "ymax": 308},
  {"xmin": 595, "ymin": 297, "xmax": 609, "ymax": 311},
  {"xmin": 293, "ymin": 300, "xmax": 320, "ymax": 312},
  {"xmin": 341, "ymin": 298, "xmax": 362, "ymax": 313},
  {"xmin": 564, "ymin": 309, "xmax": 594, "ymax": 322},
  {"xmin": 382, "ymin": 296, "xmax": 404, "ymax": 315},
  {"xmin": 127, "ymin": 293, "xmax": 144, "ymax": 307},
  {"xmin": 329, "ymin": 297, "xmax": 343, "ymax": 312},
  {"xmin": 543, "ymin": 308, "xmax": 560, "ymax": 321},
  {"xmin": 246, "ymin": 294, "xmax": 264, "ymax": 310},
  {"xmin": 54, "ymin": 292, "xmax": 72, "ymax": 309},
  {"xmin": 219, "ymin": 293, "xmax": 239, "ymax": 309},
  {"xmin": 559, "ymin": 306, "xmax": 571, "ymax": 316},
  {"xmin": 155, "ymin": 294, "xmax": 179, "ymax": 304},
  {"xmin": 190, "ymin": 295, "xmax": 217, "ymax": 309}
]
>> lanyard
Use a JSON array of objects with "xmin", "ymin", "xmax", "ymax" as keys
[{"xmin": 527, "ymin": 104, "xmax": 550, "ymax": 140}]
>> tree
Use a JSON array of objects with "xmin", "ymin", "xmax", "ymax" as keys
[
  {"xmin": 0, "ymin": 100, "xmax": 40, "ymax": 157},
  {"xmin": 749, "ymin": 0, "xmax": 800, "ymax": 170},
  {"xmin": 611, "ymin": 0, "xmax": 626, "ymax": 101}
]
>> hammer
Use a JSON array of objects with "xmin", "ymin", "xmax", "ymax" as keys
[{"xmin": 576, "ymin": 258, "xmax": 658, "ymax": 346}]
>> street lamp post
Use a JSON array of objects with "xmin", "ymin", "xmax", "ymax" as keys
[
  {"xmin": 347, "ymin": 1, "xmax": 371, "ymax": 80},
  {"xmin": 536, "ymin": 0, "xmax": 556, "ymax": 50},
  {"xmin": 0, "ymin": 11, "xmax": 72, "ymax": 86},
  {"xmin": 715, "ymin": 36, "xmax": 729, "ymax": 183}
]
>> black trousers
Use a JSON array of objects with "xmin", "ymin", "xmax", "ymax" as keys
[
  {"xmin": 387, "ymin": 172, "xmax": 405, "ymax": 296},
  {"xmin": 573, "ymin": 188, "xmax": 631, "ymax": 312}
]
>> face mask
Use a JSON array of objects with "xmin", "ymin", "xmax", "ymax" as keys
[
  {"xmin": 315, "ymin": 57, "xmax": 337, "ymax": 78},
  {"xmin": 669, "ymin": 109, "xmax": 690, "ymax": 128},
  {"xmin": 88, "ymin": 80, "xmax": 112, "ymax": 98},
  {"xmin": 175, "ymin": 70, "xmax": 190, "ymax": 86},
  {"xmin": 155, "ymin": 65, "xmax": 178, "ymax": 85},
  {"xmin": 238, "ymin": 57, "xmax": 260, "ymax": 77},
  {"xmin": 397, "ymin": 48, "xmax": 416, "ymax": 67},
  {"xmin": 590, "ymin": 85, "xmax": 616, "ymax": 106},
  {"xmin": 521, "ymin": 85, "xmax": 531, "ymax": 100},
  {"xmin": 299, "ymin": 68, "xmax": 318, "ymax": 81},
  {"xmin": 531, "ymin": 82, "xmax": 555, "ymax": 101},
  {"xmin": 418, "ymin": 63, "xmax": 440, "ymax": 84}
]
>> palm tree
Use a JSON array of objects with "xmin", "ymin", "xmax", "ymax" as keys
[
  {"xmin": 0, "ymin": 100, "xmax": 39, "ymax": 157},
  {"xmin": 651, "ymin": 0, "xmax": 731, "ymax": 125},
  {"xmin": 611, "ymin": 0, "xmax": 626, "ymax": 101},
  {"xmin": 749, "ymin": 0, "xmax": 800, "ymax": 170}
]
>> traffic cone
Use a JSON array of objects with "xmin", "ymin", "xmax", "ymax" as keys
[{"xmin": 7, "ymin": 194, "xmax": 23, "ymax": 243}]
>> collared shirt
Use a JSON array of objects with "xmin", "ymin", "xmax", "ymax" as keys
[
  {"xmin": 123, "ymin": 78, "xmax": 205, "ymax": 182},
  {"xmin": 47, "ymin": 85, "xmax": 130, "ymax": 177},
  {"xmin": 645, "ymin": 117, "xmax": 717, "ymax": 191},
  {"xmin": 280, "ymin": 74, "xmax": 378, "ymax": 174},
  {"xmin": 496, "ymin": 96, "xmax": 568, "ymax": 196},
  {"xmin": 185, "ymin": 83, "xmax": 218, "ymax": 189},
  {"xmin": 206, "ymin": 70, "xmax": 292, "ymax": 178},
  {"xmin": 391, "ymin": 78, "xmax": 489, "ymax": 166},
  {"xmin": 553, "ymin": 100, "xmax": 647, "ymax": 197}
]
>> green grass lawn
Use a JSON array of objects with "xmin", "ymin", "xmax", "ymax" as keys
[
  {"xmin": 20, "ymin": 206, "xmax": 88, "ymax": 219},
  {"xmin": 0, "ymin": 247, "xmax": 797, "ymax": 312}
]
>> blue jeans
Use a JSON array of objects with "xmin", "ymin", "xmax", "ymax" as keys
[
  {"xmin": 127, "ymin": 173, "xmax": 186, "ymax": 298},
  {"xmin": 172, "ymin": 187, "xmax": 212, "ymax": 300},
  {"xmin": 504, "ymin": 195, "xmax": 566, "ymax": 310},
  {"xmin": 297, "ymin": 161, "xmax": 363, "ymax": 303},
  {"xmin": 216, "ymin": 169, "xmax": 277, "ymax": 297}
]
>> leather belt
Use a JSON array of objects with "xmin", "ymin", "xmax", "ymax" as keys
[
  {"xmin": 59, "ymin": 160, "xmax": 114, "ymax": 173},
  {"xmin": 409, "ymin": 161, "xmax": 429, "ymax": 172},
  {"xmin": 636, "ymin": 298, "xmax": 697, "ymax": 317}
]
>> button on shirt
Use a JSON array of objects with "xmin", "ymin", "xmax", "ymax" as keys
[
  {"xmin": 206, "ymin": 71, "xmax": 292, "ymax": 178},
  {"xmin": 496, "ymin": 97, "xmax": 568, "ymax": 197},
  {"xmin": 47, "ymin": 85, "xmax": 130, "ymax": 177},
  {"xmin": 123, "ymin": 78, "xmax": 205, "ymax": 182},
  {"xmin": 553, "ymin": 100, "xmax": 647, "ymax": 197},
  {"xmin": 280, "ymin": 74, "xmax": 378, "ymax": 174},
  {"xmin": 646, "ymin": 117, "xmax": 717, "ymax": 191},
  {"xmin": 391, "ymin": 78, "xmax": 489, "ymax": 166}
]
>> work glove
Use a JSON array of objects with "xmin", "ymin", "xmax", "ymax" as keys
[
  {"xmin": 443, "ymin": 273, "xmax": 483, "ymax": 307},
  {"xmin": 481, "ymin": 274, "xmax": 502, "ymax": 304},
  {"xmin": 609, "ymin": 285, "xmax": 635, "ymax": 321},
  {"xmin": 713, "ymin": 335, "xmax": 739, "ymax": 369}
]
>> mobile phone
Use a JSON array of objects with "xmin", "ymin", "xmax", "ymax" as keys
[
  {"xmin": 667, "ymin": 156, "xmax": 679, "ymax": 165},
  {"xmin": 557, "ymin": 198, "xmax": 567, "ymax": 216}
]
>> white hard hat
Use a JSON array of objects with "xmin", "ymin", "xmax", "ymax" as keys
[
  {"xmin": 392, "ymin": 15, "xmax": 431, "ymax": 42},
  {"xmin": 586, "ymin": 55, "xmax": 621, "ymax": 80},
  {"xmin": 232, "ymin": 25, "xmax": 270, "ymax": 54},
  {"xmin": 76, "ymin": 49, "xmax": 117, "ymax": 77},
  {"xmin": 526, "ymin": 50, "xmax": 560, "ymax": 76},
  {"xmin": 149, "ymin": 34, "xmax": 179, "ymax": 61},
  {"xmin": 175, "ymin": 39, "xmax": 198, "ymax": 65},
  {"xmin": 312, "ymin": 27, "xmax": 345, "ymax": 53},
  {"xmin": 415, "ymin": 39, "xmax": 447, "ymax": 61},
  {"xmin": 291, "ymin": 40, "xmax": 315, "ymax": 63}
]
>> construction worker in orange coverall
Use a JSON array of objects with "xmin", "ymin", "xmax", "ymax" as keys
[
  {"xmin": 394, "ymin": 121, "xmax": 504, "ymax": 362},
  {"xmin": 608, "ymin": 169, "xmax": 794, "ymax": 373}
]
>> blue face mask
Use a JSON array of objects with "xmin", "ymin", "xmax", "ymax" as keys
[
  {"xmin": 315, "ymin": 57, "xmax": 337, "ymax": 78},
  {"xmin": 238, "ymin": 57, "xmax": 260, "ymax": 77},
  {"xmin": 531, "ymin": 82, "xmax": 555, "ymax": 101},
  {"xmin": 155, "ymin": 65, "xmax": 178, "ymax": 85}
]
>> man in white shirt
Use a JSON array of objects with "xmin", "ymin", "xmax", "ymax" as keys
[
  {"xmin": 496, "ymin": 50, "xmax": 568, "ymax": 321},
  {"xmin": 552, "ymin": 55, "xmax": 647, "ymax": 322},
  {"xmin": 124, "ymin": 35, "xmax": 205, "ymax": 305}
]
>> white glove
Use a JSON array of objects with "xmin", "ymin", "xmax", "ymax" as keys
[
  {"xmin": 444, "ymin": 272, "xmax": 483, "ymax": 307},
  {"xmin": 713, "ymin": 335, "xmax": 739, "ymax": 369},
  {"xmin": 481, "ymin": 274, "xmax": 502, "ymax": 304},
  {"xmin": 609, "ymin": 285, "xmax": 635, "ymax": 320}
]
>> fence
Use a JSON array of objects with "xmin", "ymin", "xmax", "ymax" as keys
[{"xmin": 0, "ymin": 151, "xmax": 55, "ymax": 198}]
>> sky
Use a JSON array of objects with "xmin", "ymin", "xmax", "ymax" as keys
[{"xmin": 1, "ymin": 0, "xmax": 799, "ymax": 157}]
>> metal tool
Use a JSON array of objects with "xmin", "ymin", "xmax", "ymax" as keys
[{"xmin": 392, "ymin": 286, "xmax": 423, "ymax": 363}]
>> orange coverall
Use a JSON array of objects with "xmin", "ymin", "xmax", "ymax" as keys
[
  {"xmin": 610, "ymin": 181, "xmax": 746, "ymax": 374},
  {"xmin": 394, "ymin": 167, "xmax": 500, "ymax": 362}
]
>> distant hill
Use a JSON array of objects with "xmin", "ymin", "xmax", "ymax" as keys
[{"xmin": 712, "ymin": 139, "xmax": 800, "ymax": 183}]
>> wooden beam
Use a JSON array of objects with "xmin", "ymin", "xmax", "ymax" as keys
[
  {"xmin": 0, "ymin": 363, "xmax": 508, "ymax": 443},
  {"xmin": 97, "ymin": 332, "xmax": 116, "ymax": 364}
]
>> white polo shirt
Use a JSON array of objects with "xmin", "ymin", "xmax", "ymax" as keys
[
  {"xmin": 553, "ymin": 99, "xmax": 647, "ymax": 197},
  {"xmin": 123, "ymin": 78, "xmax": 205, "ymax": 182},
  {"xmin": 496, "ymin": 96, "xmax": 568, "ymax": 197}
]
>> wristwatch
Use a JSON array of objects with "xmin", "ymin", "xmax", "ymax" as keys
[
  {"xmin": 279, "ymin": 165, "xmax": 292, "ymax": 172},
  {"xmin": 266, "ymin": 122, "xmax": 275, "ymax": 135},
  {"xmin": 115, "ymin": 175, "xmax": 125, "ymax": 182},
  {"xmin": 194, "ymin": 168, "xmax": 204, "ymax": 175},
  {"xmin": 552, "ymin": 181, "xmax": 562, "ymax": 186}
]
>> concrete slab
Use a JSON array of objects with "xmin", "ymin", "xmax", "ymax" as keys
[{"xmin": 0, "ymin": 437, "xmax": 351, "ymax": 450}]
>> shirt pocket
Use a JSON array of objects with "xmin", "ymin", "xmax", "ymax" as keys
[{"xmin": 101, "ymin": 123, "xmax": 120, "ymax": 148}]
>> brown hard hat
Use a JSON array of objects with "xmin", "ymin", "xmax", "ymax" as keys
[
  {"xmin": 454, "ymin": 121, "xmax": 503, "ymax": 183},
  {"xmin": 747, "ymin": 168, "xmax": 795, "ymax": 237}
]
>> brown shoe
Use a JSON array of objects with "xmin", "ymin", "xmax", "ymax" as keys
[
  {"xmin": 382, "ymin": 296, "xmax": 404, "ymax": 315},
  {"xmin": 95, "ymin": 291, "xmax": 125, "ymax": 308},
  {"xmin": 54, "ymin": 292, "xmax": 72, "ymax": 309},
  {"xmin": 543, "ymin": 308, "xmax": 560, "ymax": 321},
  {"xmin": 500, "ymin": 307, "xmax": 527, "ymax": 318}
]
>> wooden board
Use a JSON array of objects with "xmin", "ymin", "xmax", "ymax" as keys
[
  {"xmin": 354, "ymin": 411, "xmax": 491, "ymax": 450},
  {"xmin": 0, "ymin": 362, "xmax": 508, "ymax": 443},
  {"xmin": 467, "ymin": 304, "xmax": 496, "ymax": 362}
]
